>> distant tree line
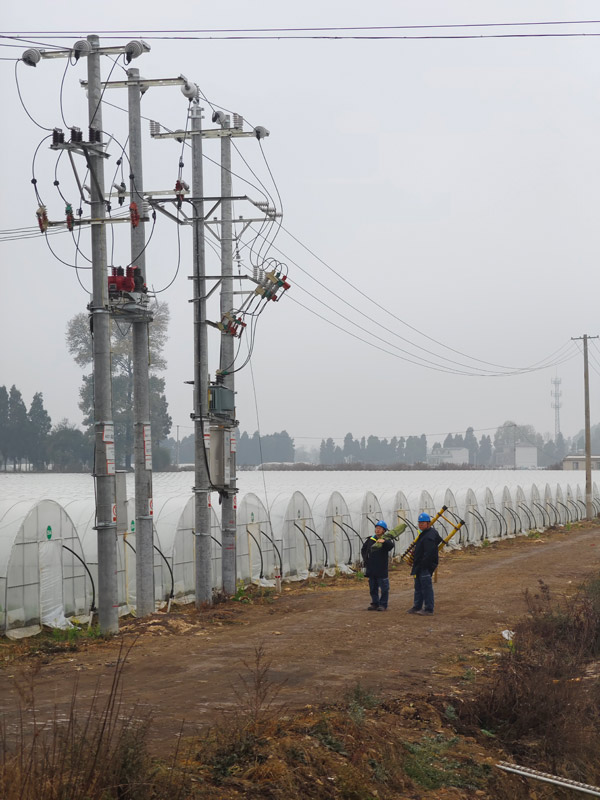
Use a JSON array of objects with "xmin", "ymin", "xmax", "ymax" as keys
[
  {"xmin": 0, "ymin": 385, "xmax": 90, "ymax": 472},
  {"xmin": 317, "ymin": 423, "xmax": 583, "ymax": 468},
  {"xmin": 0, "ymin": 380, "xmax": 173, "ymax": 473},
  {"xmin": 163, "ymin": 422, "xmax": 600, "ymax": 470},
  {"xmin": 163, "ymin": 430, "xmax": 296, "ymax": 467}
]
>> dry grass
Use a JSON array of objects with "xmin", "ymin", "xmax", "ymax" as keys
[
  {"xmin": 0, "ymin": 638, "xmax": 190, "ymax": 800},
  {"xmin": 458, "ymin": 576, "xmax": 600, "ymax": 787}
]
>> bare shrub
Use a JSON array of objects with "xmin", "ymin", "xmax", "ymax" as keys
[
  {"xmin": 197, "ymin": 642, "xmax": 289, "ymax": 784},
  {"xmin": 463, "ymin": 577, "xmax": 600, "ymax": 782},
  {"xmin": 0, "ymin": 638, "xmax": 190, "ymax": 800}
]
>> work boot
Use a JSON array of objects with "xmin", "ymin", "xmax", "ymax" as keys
[
  {"xmin": 367, "ymin": 605, "xmax": 379, "ymax": 611},
  {"xmin": 376, "ymin": 607, "xmax": 387, "ymax": 612},
  {"xmin": 406, "ymin": 608, "xmax": 420, "ymax": 614},
  {"xmin": 416, "ymin": 609, "xmax": 433, "ymax": 616}
]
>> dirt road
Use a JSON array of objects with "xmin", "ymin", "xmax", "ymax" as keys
[{"xmin": 1, "ymin": 525, "xmax": 598, "ymax": 744}]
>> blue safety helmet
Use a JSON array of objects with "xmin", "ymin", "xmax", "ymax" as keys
[
  {"xmin": 418, "ymin": 513, "xmax": 431, "ymax": 523},
  {"xmin": 374, "ymin": 520, "xmax": 388, "ymax": 531}
]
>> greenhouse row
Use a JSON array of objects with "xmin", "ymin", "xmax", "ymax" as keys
[{"xmin": 0, "ymin": 477, "xmax": 598, "ymax": 637}]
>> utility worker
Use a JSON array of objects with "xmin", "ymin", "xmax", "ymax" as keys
[
  {"xmin": 407, "ymin": 512, "xmax": 443, "ymax": 616},
  {"xmin": 361, "ymin": 518, "xmax": 406, "ymax": 611}
]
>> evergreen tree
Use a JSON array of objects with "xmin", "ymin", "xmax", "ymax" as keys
[
  {"xmin": 541, "ymin": 439, "xmax": 557, "ymax": 467},
  {"xmin": 47, "ymin": 419, "xmax": 91, "ymax": 472},
  {"xmin": 343, "ymin": 433, "xmax": 360, "ymax": 463},
  {"xmin": 396, "ymin": 436, "xmax": 406, "ymax": 463},
  {"xmin": 320, "ymin": 438, "xmax": 336, "ymax": 465},
  {"xmin": 28, "ymin": 392, "xmax": 52, "ymax": 470},
  {"xmin": 478, "ymin": 434, "xmax": 493, "ymax": 466},
  {"xmin": 260, "ymin": 431, "xmax": 295, "ymax": 463},
  {"xmin": 66, "ymin": 303, "xmax": 171, "ymax": 469},
  {"xmin": 405, "ymin": 435, "xmax": 424, "ymax": 464},
  {"xmin": 464, "ymin": 427, "xmax": 479, "ymax": 466},
  {"xmin": 0, "ymin": 386, "xmax": 8, "ymax": 470},
  {"xmin": 79, "ymin": 374, "xmax": 171, "ymax": 469},
  {"xmin": 418, "ymin": 434, "xmax": 427, "ymax": 462},
  {"xmin": 555, "ymin": 432, "xmax": 567, "ymax": 463},
  {"xmin": 7, "ymin": 385, "xmax": 30, "ymax": 470}
]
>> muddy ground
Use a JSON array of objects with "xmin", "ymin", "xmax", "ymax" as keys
[{"xmin": 1, "ymin": 524, "xmax": 599, "ymax": 749}]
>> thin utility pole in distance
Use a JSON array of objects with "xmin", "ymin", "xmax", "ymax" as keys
[{"xmin": 572, "ymin": 334, "xmax": 599, "ymax": 519}]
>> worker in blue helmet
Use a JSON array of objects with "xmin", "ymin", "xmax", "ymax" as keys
[
  {"xmin": 361, "ymin": 518, "xmax": 406, "ymax": 611},
  {"xmin": 407, "ymin": 512, "xmax": 443, "ymax": 616}
]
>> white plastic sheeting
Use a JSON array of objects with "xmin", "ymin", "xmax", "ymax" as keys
[
  {"xmin": 39, "ymin": 540, "xmax": 72, "ymax": 629},
  {"xmin": 0, "ymin": 470, "xmax": 597, "ymax": 635},
  {"xmin": 345, "ymin": 491, "xmax": 381, "ymax": 553},
  {"xmin": 0, "ymin": 499, "xmax": 88, "ymax": 634},
  {"xmin": 237, "ymin": 493, "xmax": 279, "ymax": 584},
  {"xmin": 311, "ymin": 491, "xmax": 355, "ymax": 572},
  {"xmin": 152, "ymin": 495, "xmax": 224, "ymax": 598},
  {"xmin": 378, "ymin": 490, "xmax": 417, "ymax": 555},
  {"xmin": 269, "ymin": 492, "xmax": 317, "ymax": 578},
  {"xmin": 432, "ymin": 488, "xmax": 464, "ymax": 547},
  {"xmin": 500, "ymin": 487, "xmax": 521, "ymax": 536}
]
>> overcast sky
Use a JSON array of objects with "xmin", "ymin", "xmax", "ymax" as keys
[{"xmin": 1, "ymin": 1, "xmax": 599, "ymax": 450}]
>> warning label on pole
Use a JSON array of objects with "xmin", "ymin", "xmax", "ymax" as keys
[
  {"xmin": 143, "ymin": 424, "xmax": 152, "ymax": 469},
  {"xmin": 106, "ymin": 442, "xmax": 116, "ymax": 475}
]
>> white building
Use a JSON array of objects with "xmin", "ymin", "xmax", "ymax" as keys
[
  {"xmin": 562, "ymin": 455, "xmax": 600, "ymax": 471},
  {"xmin": 495, "ymin": 444, "xmax": 538, "ymax": 469},
  {"xmin": 427, "ymin": 447, "xmax": 469, "ymax": 467}
]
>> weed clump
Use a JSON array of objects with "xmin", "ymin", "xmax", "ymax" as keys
[
  {"xmin": 0, "ymin": 639, "xmax": 190, "ymax": 799},
  {"xmin": 462, "ymin": 577, "xmax": 600, "ymax": 783}
]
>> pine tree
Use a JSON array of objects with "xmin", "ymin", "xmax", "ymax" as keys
[
  {"xmin": 7, "ymin": 385, "xmax": 30, "ymax": 470},
  {"xmin": 0, "ymin": 386, "xmax": 8, "ymax": 470},
  {"xmin": 28, "ymin": 392, "xmax": 52, "ymax": 470},
  {"xmin": 67, "ymin": 303, "xmax": 172, "ymax": 469}
]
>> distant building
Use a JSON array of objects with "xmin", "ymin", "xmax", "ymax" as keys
[
  {"xmin": 427, "ymin": 446, "xmax": 469, "ymax": 467},
  {"xmin": 494, "ymin": 444, "xmax": 538, "ymax": 469},
  {"xmin": 562, "ymin": 455, "xmax": 600, "ymax": 471}
]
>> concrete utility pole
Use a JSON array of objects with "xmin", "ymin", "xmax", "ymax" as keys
[
  {"xmin": 218, "ymin": 114, "xmax": 237, "ymax": 596},
  {"xmin": 127, "ymin": 67, "xmax": 155, "ymax": 617},
  {"xmin": 146, "ymin": 96, "xmax": 279, "ymax": 602},
  {"xmin": 190, "ymin": 96, "xmax": 213, "ymax": 606},
  {"xmin": 21, "ymin": 36, "xmax": 150, "ymax": 632},
  {"xmin": 572, "ymin": 334, "xmax": 599, "ymax": 519},
  {"xmin": 86, "ymin": 35, "xmax": 119, "ymax": 633}
]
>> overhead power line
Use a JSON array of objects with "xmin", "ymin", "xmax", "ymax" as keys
[
  {"xmin": 3, "ymin": 20, "xmax": 600, "ymax": 34},
  {"xmin": 238, "ymin": 223, "xmax": 578, "ymax": 376}
]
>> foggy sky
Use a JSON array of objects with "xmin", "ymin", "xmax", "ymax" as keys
[{"xmin": 1, "ymin": 0, "xmax": 599, "ymax": 450}]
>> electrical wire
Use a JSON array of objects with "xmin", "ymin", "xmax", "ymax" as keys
[
  {"xmin": 578, "ymin": 339, "xmax": 600, "ymax": 380},
  {"xmin": 276, "ymin": 224, "xmax": 574, "ymax": 374},
  {"xmin": 89, "ymin": 53, "xmax": 121, "ymax": 129},
  {"xmin": 256, "ymin": 140, "xmax": 284, "ymax": 263},
  {"xmin": 2, "ymin": 19, "xmax": 600, "ymax": 39},
  {"xmin": 283, "ymin": 290, "xmax": 577, "ymax": 376},
  {"xmin": 152, "ymin": 207, "xmax": 182, "ymax": 293},
  {"xmin": 59, "ymin": 56, "xmax": 72, "ymax": 128},
  {"xmin": 239, "ymin": 224, "xmax": 577, "ymax": 376},
  {"xmin": 13, "ymin": 60, "xmax": 56, "ymax": 130}
]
